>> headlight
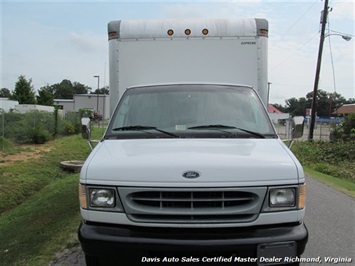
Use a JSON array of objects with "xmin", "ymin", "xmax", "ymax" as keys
[
  {"xmin": 262, "ymin": 184, "xmax": 306, "ymax": 212},
  {"xmin": 79, "ymin": 184, "xmax": 124, "ymax": 211},
  {"xmin": 90, "ymin": 188, "xmax": 115, "ymax": 207},
  {"xmin": 269, "ymin": 188, "xmax": 295, "ymax": 207}
]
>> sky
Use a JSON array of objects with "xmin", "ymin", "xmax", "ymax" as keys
[{"xmin": 1, "ymin": 0, "xmax": 354, "ymax": 105}]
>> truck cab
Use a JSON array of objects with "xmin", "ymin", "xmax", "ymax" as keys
[{"xmin": 79, "ymin": 84, "xmax": 307, "ymax": 265}]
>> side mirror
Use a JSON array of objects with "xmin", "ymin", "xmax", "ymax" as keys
[
  {"xmin": 291, "ymin": 116, "xmax": 304, "ymax": 139},
  {"xmin": 81, "ymin": 117, "xmax": 91, "ymax": 140}
]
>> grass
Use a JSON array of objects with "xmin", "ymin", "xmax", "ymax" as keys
[
  {"xmin": 0, "ymin": 176, "xmax": 81, "ymax": 265},
  {"xmin": 0, "ymin": 130, "xmax": 103, "ymax": 265},
  {"xmin": 303, "ymin": 166, "xmax": 355, "ymax": 198},
  {"xmin": 0, "ymin": 135, "xmax": 89, "ymax": 214},
  {"xmin": 0, "ymin": 136, "xmax": 24, "ymax": 155},
  {"xmin": 291, "ymin": 140, "xmax": 355, "ymax": 198},
  {"xmin": 291, "ymin": 140, "xmax": 355, "ymax": 182}
]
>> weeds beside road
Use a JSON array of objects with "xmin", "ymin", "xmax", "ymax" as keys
[
  {"xmin": 291, "ymin": 140, "xmax": 355, "ymax": 196},
  {"xmin": 0, "ymin": 131, "xmax": 354, "ymax": 265},
  {"xmin": 0, "ymin": 133, "xmax": 93, "ymax": 265}
]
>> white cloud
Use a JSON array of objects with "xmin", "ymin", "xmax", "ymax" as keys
[
  {"xmin": 330, "ymin": 2, "xmax": 354, "ymax": 20},
  {"xmin": 2, "ymin": 19, "xmax": 107, "ymax": 91},
  {"xmin": 69, "ymin": 32, "xmax": 104, "ymax": 53}
]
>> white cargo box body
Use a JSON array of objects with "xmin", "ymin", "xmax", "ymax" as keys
[{"xmin": 107, "ymin": 18, "xmax": 268, "ymax": 115}]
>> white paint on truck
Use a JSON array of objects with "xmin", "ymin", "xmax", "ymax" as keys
[{"xmin": 108, "ymin": 18, "xmax": 268, "ymax": 115}]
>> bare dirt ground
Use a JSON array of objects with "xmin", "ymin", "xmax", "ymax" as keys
[{"xmin": 0, "ymin": 144, "xmax": 52, "ymax": 166}]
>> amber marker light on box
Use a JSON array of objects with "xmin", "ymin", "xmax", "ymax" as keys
[
  {"xmin": 108, "ymin": 31, "xmax": 117, "ymax": 38},
  {"xmin": 202, "ymin": 29, "xmax": 209, "ymax": 35}
]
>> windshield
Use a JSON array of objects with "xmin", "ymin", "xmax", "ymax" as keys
[{"xmin": 106, "ymin": 84, "xmax": 276, "ymax": 139}]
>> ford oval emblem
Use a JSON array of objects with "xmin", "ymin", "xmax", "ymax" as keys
[{"xmin": 182, "ymin": 171, "xmax": 201, "ymax": 179}]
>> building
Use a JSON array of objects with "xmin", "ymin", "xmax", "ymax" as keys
[
  {"xmin": 54, "ymin": 94, "xmax": 110, "ymax": 119},
  {"xmin": 15, "ymin": 104, "xmax": 56, "ymax": 113},
  {"xmin": 267, "ymin": 104, "xmax": 289, "ymax": 124},
  {"xmin": 267, "ymin": 104, "xmax": 283, "ymax": 114},
  {"xmin": 0, "ymin": 98, "xmax": 19, "ymax": 112},
  {"xmin": 334, "ymin": 104, "xmax": 355, "ymax": 116}
]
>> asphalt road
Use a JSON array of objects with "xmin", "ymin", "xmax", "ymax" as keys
[
  {"xmin": 51, "ymin": 176, "xmax": 355, "ymax": 265},
  {"xmin": 300, "ymin": 177, "xmax": 354, "ymax": 265}
]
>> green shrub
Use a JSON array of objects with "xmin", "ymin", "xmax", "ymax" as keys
[
  {"xmin": 292, "ymin": 140, "xmax": 355, "ymax": 181},
  {"xmin": 59, "ymin": 120, "xmax": 75, "ymax": 135},
  {"xmin": 31, "ymin": 126, "xmax": 51, "ymax": 144},
  {"xmin": 58, "ymin": 112, "xmax": 81, "ymax": 136},
  {"xmin": 4, "ymin": 110, "xmax": 54, "ymax": 143},
  {"xmin": 0, "ymin": 137, "xmax": 15, "ymax": 153},
  {"xmin": 333, "ymin": 114, "xmax": 355, "ymax": 141},
  {"xmin": 3, "ymin": 110, "xmax": 82, "ymax": 143}
]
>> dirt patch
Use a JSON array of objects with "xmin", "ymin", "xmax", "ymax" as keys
[{"xmin": 0, "ymin": 144, "xmax": 52, "ymax": 166}]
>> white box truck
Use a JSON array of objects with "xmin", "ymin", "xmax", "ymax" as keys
[{"xmin": 79, "ymin": 18, "xmax": 307, "ymax": 265}]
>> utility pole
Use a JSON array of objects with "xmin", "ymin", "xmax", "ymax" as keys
[
  {"xmin": 94, "ymin": 75, "xmax": 100, "ymax": 114},
  {"xmin": 308, "ymin": 0, "xmax": 329, "ymax": 141},
  {"xmin": 267, "ymin": 82, "xmax": 272, "ymax": 105}
]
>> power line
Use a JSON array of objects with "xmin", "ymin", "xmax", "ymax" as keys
[
  {"xmin": 270, "ymin": 0, "xmax": 321, "ymax": 74},
  {"xmin": 270, "ymin": 32, "xmax": 319, "ymax": 73},
  {"xmin": 279, "ymin": 0, "xmax": 319, "ymax": 39},
  {"xmin": 326, "ymin": 15, "xmax": 337, "ymax": 94}
]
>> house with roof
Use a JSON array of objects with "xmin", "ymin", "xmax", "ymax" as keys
[
  {"xmin": 334, "ymin": 103, "xmax": 355, "ymax": 116},
  {"xmin": 267, "ymin": 104, "xmax": 289, "ymax": 124}
]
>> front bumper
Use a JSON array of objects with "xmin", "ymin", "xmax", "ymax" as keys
[{"xmin": 79, "ymin": 221, "xmax": 308, "ymax": 263}]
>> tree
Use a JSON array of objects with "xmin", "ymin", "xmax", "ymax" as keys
[
  {"xmin": 92, "ymin": 86, "xmax": 109, "ymax": 95},
  {"xmin": 52, "ymin": 80, "xmax": 89, "ymax": 99},
  {"xmin": 37, "ymin": 85, "xmax": 54, "ymax": 106},
  {"xmin": 333, "ymin": 114, "xmax": 355, "ymax": 141},
  {"xmin": 283, "ymin": 89, "xmax": 348, "ymax": 117},
  {"xmin": 285, "ymin": 97, "xmax": 310, "ymax": 116},
  {"xmin": 53, "ymin": 79, "xmax": 73, "ymax": 99},
  {"xmin": 73, "ymin": 82, "xmax": 90, "ymax": 95},
  {"xmin": 345, "ymin": 98, "xmax": 355, "ymax": 104},
  {"xmin": 306, "ymin": 89, "xmax": 346, "ymax": 117},
  {"xmin": 9, "ymin": 75, "xmax": 36, "ymax": 104},
  {"xmin": 0, "ymin": 88, "xmax": 11, "ymax": 98}
]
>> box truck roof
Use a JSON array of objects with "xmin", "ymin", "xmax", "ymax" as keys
[{"xmin": 108, "ymin": 18, "xmax": 268, "ymax": 40}]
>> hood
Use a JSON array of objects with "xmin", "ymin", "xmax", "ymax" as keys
[{"xmin": 81, "ymin": 138, "xmax": 302, "ymax": 187}]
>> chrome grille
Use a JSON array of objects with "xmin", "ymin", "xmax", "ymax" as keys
[
  {"xmin": 131, "ymin": 191, "xmax": 255, "ymax": 209},
  {"xmin": 119, "ymin": 187, "xmax": 266, "ymax": 224}
]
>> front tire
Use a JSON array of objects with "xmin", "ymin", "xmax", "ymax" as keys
[{"xmin": 85, "ymin": 255, "xmax": 100, "ymax": 266}]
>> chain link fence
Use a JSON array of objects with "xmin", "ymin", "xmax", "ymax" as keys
[
  {"xmin": 0, "ymin": 109, "xmax": 82, "ymax": 151},
  {"xmin": 272, "ymin": 117, "xmax": 338, "ymax": 141},
  {"xmin": 0, "ymin": 108, "xmax": 341, "ymax": 153}
]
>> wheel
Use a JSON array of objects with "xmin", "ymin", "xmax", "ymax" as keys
[{"xmin": 85, "ymin": 255, "xmax": 100, "ymax": 266}]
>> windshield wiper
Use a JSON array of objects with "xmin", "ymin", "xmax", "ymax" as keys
[
  {"xmin": 188, "ymin": 124, "xmax": 236, "ymax": 130},
  {"xmin": 188, "ymin": 124, "xmax": 265, "ymax": 138},
  {"xmin": 112, "ymin": 125, "xmax": 179, "ymax": 138}
]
